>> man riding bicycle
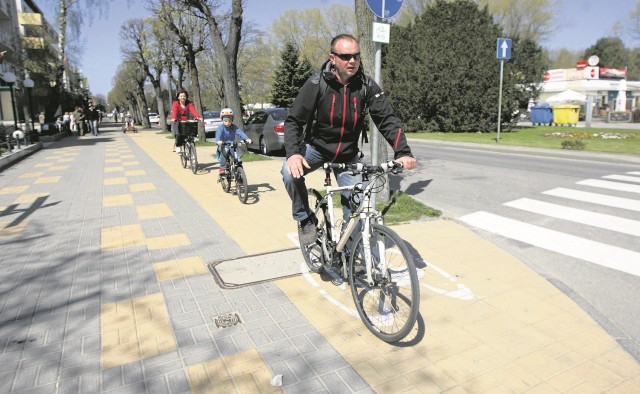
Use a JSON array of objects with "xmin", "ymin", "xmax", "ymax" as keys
[{"xmin": 282, "ymin": 34, "xmax": 416, "ymax": 245}]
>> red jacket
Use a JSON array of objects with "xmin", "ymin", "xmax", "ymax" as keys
[{"xmin": 171, "ymin": 100, "xmax": 201, "ymax": 121}]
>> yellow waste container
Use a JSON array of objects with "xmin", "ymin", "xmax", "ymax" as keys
[{"xmin": 553, "ymin": 105, "xmax": 580, "ymax": 126}]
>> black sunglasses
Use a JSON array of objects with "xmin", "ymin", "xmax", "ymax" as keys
[{"xmin": 331, "ymin": 52, "xmax": 361, "ymax": 61}]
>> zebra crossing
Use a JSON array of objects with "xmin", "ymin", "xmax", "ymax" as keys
[{"xmin": 459, "ymin": 171, "xmax": 640, "ymax": 277}]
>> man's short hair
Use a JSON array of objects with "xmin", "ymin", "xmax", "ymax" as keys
[{"xmin": 330, "ymin": 34, "xmax": 358, "ymax": 51}]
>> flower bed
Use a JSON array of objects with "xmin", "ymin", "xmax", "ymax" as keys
[{"xmin": 542, "ymin": 132, "xmax": 635, "ymax": 139}]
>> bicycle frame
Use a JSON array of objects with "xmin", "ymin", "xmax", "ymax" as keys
[
  {"xmin": 222, "ymin": 141, "xmax": 244, "ymax": 172},
  {"xmin": 315, "ymin": 162, "xmax": 396, "ymax": 286},
  {"xmin": 219, "ymin": 141, "xmax": 249, "ymax": 203},
  {"xmin": 303, "ymin": 160, "xmax": 419, "ymax": 342}
]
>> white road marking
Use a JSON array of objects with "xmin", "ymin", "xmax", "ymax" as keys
[
  {"xmin": 459, "ymin": 211, "xmax": 640, "ymax": 277},
  {"xmin": 603, "ymin": 174, "xmax": 640, "ymax": 183},
  {"xmin": 628, "ymin": 172, "xmax": 640, "ymax": 176},
  {"xmin": 577, "ymin": 179, "xmax": 640, "ymax": 194},
  {"xmin": 420, "ymin": 259, "xmax": 475, "ymax": 300},
  {"xmin": 504, "ymin": 198, "xmax": 640, "ymax": 236},
  {"xmin": 542, "ymin": 188, "xmax": 640, "ymax": 212}
]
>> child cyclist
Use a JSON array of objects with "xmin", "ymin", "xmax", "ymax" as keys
[{"xmin": 215, "ymin": 108, "xmax": 251, "ymax": 175}]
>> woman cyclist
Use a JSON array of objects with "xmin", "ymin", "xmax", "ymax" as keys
[{"xmin": 171, "ymin": 91, "xmax": 202, "ymax": 153}]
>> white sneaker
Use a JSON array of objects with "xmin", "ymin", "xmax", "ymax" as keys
[{"xmin": 176, "ymin": 147, "xmax": 181, "ymax": 153}]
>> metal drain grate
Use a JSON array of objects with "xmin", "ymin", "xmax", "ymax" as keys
[{"xmin": 214, "ymin": 312, "xmax": 242, "ymax": 329}]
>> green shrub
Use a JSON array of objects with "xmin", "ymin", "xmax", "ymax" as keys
[{"xmin": 561, "ymin": 140, "xmax": 586, "ymax": 150}]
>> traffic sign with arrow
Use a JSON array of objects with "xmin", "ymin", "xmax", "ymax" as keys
[
  {"xmin": 496, "ymin": 38, "xmax": 512, "ymax": 60},
  {"xmin": 365, "ymin": 0, "xmax": 404, "ymax": 19}
]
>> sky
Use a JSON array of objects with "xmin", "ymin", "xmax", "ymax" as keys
[{"xmin": 40, "ymin": 0, "xmax": 638, "ymax": 97}]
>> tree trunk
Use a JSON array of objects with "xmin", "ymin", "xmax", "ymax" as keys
[
  {"xmin": 56, "ymin": 0, "xmax": 67, "ymax": 93},
  {"xmin": 187, "ymin": 57, "xmax": 205, "ymax": 139},
  {"xmin": 194, "ymin": 0, "xmax": 244, "ymax": 129},
  {"xmin": 355, "ymin": 0, "xmax": 389, "ymax": 202},
  {"xmin": 135, "ymin": 78, "xmax": 150, "ymax": 127},
  {"xmin": 152, "ymin": 78, "xmax": 166, "ymax": 131}
]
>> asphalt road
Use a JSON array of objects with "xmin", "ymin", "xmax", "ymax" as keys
[{"xmin": 392, "ymin": 140, "xmax": 640, "ymax": 360}]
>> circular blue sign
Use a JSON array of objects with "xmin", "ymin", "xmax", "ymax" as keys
[{"xmin": 365, "ymin": 0, "xmax": 403, "ymax": 19}]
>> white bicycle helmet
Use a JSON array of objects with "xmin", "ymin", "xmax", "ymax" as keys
[{"xmin": 220, "ymin": 108, "xmax": 234, "ymax": 119}]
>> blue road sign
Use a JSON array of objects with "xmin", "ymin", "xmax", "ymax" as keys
[
  {"xmin": 496, "ymin": 38, "xmax": 512, "ymax": 60},
  {"xmin": 365, "ymin": 0, "xmax": 404, "ymax": 19}
]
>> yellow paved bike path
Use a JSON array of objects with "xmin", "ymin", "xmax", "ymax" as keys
[{"xmin": 132, "ymin": 129, "xmax": 640, "ymax": 392}]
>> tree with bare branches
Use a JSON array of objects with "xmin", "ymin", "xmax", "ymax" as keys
[
  {"xmin": 120, "ymin": 18, "xmax": 172, "ymax": 130},
  {"xmin": 51, "ymin": 0, "xmax": 114, "ymax": 93},
  {"xmin": 181, "ymin": 0, "xmax": 245, "ymax": 128},
  {"xmin": 152, "ymin": 0, "xmax": 208, "ymax": 137},
  {"xmin": 109, "ymin": 59, "xmax": 147, "ymax": 123}
]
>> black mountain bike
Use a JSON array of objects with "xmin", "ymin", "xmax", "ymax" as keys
[
  {"xmin": 218, "ymin": 141, "xmax": 249, "ymax": 203},
  {"xmin": 178, "ymin": 120, "xmax": 198, "ymax": 174}
]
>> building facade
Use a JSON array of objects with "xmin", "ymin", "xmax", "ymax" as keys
[
  {"xmin": 1, "ymin": 0, "xmax": 58, "ymax": 132},
  {"xmin": 539, "ymin": 64, "xmax": 636, "ymax": 121}
]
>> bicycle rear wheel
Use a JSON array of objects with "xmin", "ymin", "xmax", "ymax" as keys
[
  {"xmin": 349, "ymin": 223, "xmax": 419, "ymax": 343},
  {"xmin": 189, "ymin": 142, "xmax": 198, "ymax": 174},
  {"xmin": 300, "ymin": 189, "xmax": 329, "ymax": 273},
  {"xmin": 235, "ymin": 166, "xmax": 248, "ymax": 203}
]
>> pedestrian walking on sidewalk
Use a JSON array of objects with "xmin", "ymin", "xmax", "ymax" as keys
[
  {"xmin": 73, "ymin": 107, "xmax": 86, "ymax": 136},
  {"xmin": 281, "ymin": 33, "xmax": 416, "ymax": 245},
  {"xmin": 87, "ymin": 105, "xmax": 99, "ymax": 136}
]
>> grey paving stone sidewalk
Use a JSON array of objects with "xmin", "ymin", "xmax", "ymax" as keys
[{"xmin": 0, "ymin": 127, "xmax": 367, "ymax": 393}]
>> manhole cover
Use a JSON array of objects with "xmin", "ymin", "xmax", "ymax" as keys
[
  {"xmin": 214, "ymin": 312, "xmax": 242, "ymax": 329},
  {"xmin": 208, "ymin": 248, "xmax": 303, "ymax": 289}
]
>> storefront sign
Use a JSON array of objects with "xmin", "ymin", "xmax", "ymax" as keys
[
  {"xmin": 600, "ymin": 68, "xmax": 627, "ymax": 79},
  {"xmin": 585, "ymin": 66, "xmax": 599, "ymax": 80}
]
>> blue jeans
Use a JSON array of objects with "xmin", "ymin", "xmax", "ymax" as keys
[
  {"xmin": 217, "ymin": 145, "xmax": 231, "ymax": 169},
  {"xmin": 91, "ymin": 120, "xmax": 98, "ymax": 135},
  {"xmin": 281, "ymin": 144, "xmax": 362, "ymax": 222}
]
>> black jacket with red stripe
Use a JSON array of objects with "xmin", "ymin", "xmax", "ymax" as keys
[{"xmin": 284, "ymin": 61, "xmax": 413, "ymax": 162}]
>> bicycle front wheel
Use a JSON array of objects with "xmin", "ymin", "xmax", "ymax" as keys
[
  {"xmin": 189, "ymin": 142, "xmax": 198, "ymax": 174},
  {"xmin": 220, "ymin": 168, "xmax": 231, "ymax": 192},
  {"xmin": 349, "ymin": 223, "xmax": 419, "ymax": 343},
  {"xmin": 180, "ymin": 150, "xmax": 188, "ymax": 168},
  {"xmin": 235, "ymin": 166, "xmax": 248, "ymax": 203}
]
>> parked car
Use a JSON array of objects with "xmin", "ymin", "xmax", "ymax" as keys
[
  {"xmin": 244, "ymin": 108, "xmax": 287, "ymax": 155},
  {"xmin": 203, "ymin": 110, "xmax": 223, "ymax": 138},
  {"xmin": 148, "ymin": 112, "xmax": 160, "ymax": 124}
]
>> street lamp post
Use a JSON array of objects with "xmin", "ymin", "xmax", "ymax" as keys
[
  {"xmin": 3, "ymin": 71, "xmax": 18, "ymax": 129},
  {"xmin": 23, "ymin": 77, "xmax": 35, "ymax": 135}
]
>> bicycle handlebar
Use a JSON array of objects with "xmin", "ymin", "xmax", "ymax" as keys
[
  {"xmin": 322, "ymin": 161, "xmax": 403, "ymax": 174},
  {"xmin": 221, "ymin": 140, "xmax": 246, "ymax": 145}
]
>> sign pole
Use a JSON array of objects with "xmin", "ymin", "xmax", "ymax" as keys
[
  {"xmin": 585, "ymin": 94, "xmax": 593, "ymax": 127},
  {"xmin": 497, "ymin": 59, "xmax": 504, "ymax": 143},
  {"xmin": 365, "ymin": 0, "xmax": 402, "ymax": 206},
  {"xmin": 372, "ymin": 33, "xmax": 382, "ymax": 167},
  {"xmin": 495, "ymin": 38, "xmax": 512, "ymax": 143},
  {"xmin": 371, "ymin": 0, "xmax": 387, "ymax": 166}
]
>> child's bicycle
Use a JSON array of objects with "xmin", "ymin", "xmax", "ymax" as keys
[
  {"xmin": 302, "ymin": 161, "xmax": 419, "ymax": 343},
  {"xmin": 123, "ymin": 117, "xmax": 137, "ymax": 133},
  {"xmin": 218, "ymin": 141, "xmax": 249, "ymax": 203},
  {"xmin": 178, "ymin": 120, "xmax": 199, "ymax": 174}
]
